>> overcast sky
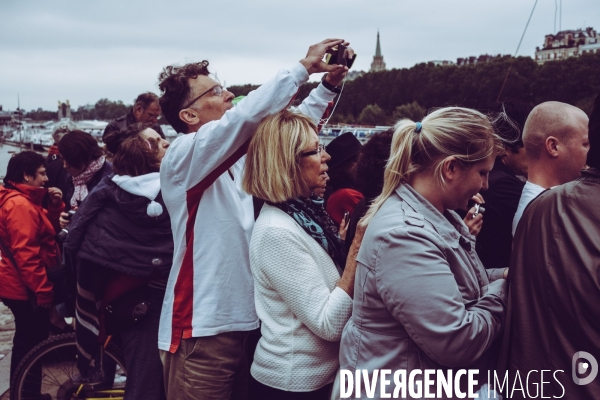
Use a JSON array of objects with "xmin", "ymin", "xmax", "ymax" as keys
[{"xmin": 1, "ymin": 0, "xmax": 599, "ymax": 111}]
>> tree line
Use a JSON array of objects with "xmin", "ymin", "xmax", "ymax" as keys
[
  {"xmin": 230, "ymin": 53, "xmax": 600, "ymax": 126},
  {"xmin": 25, "ymin": 53, "xmax": 600, "ymax": 127},
  {"xmin": 25, "ymin": 99, "xmax": 130, "ymax": 122}
]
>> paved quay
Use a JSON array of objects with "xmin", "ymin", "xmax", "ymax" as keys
[{"xmin": 0, "ymin": 302, "xmax": 15, "ymax": 398}]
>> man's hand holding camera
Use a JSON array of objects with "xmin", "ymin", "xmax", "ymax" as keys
[{"xmin": 300, "ymin": 38, "xmax": 354, "ymax": 86}]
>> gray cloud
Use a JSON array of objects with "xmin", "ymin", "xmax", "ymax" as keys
[{"xmin": 1, "ymin": 0, "xmax": 598, "ymax": 110}]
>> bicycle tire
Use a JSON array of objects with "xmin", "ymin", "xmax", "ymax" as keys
[{"xmin": 10, "ymin": 333, "xmax": 127, "ymax": 400}]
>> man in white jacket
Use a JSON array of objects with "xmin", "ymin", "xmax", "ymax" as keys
[{"xmin": 156, "ymin": 39, "xmax": 351, "ymax": 399}]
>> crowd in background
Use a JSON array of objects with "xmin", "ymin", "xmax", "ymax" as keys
[{"xmin": 0, "ymin": 37, "xmax": 599, "ymax": 400}]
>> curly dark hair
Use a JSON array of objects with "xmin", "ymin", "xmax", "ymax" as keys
[
  {"xmin": 58, "ymin": 130, "xmax": 104, "ymax": 170},
  {"xmin": 104, "ymin": 123, "xmax": 161, "ymax": 176},
  {"xmin": 490, "ymin": 101, "xmax": 533, "ymax": 154},
  {"xmin": 353, "ymin": 130, "xmax": 394, "ymax": 200},
  {"xmin": 158, "ymin": 61, "xmax": 210, "ymax": 134},
  {"xmin": 4, "ymin": 151, "xmax": 46, "ymax": 185},
  {"xmin": 134, "ymin": 92, "xmax": 159, "ymax": 110}
]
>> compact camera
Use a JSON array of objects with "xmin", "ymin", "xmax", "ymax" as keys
[
  {"xmin": 56, "ymin": 210, "xmax": 77, "ymax": 242},
  {"xmin": 325, "ymin": 45, "xmax": 356, "ymax": 69}
]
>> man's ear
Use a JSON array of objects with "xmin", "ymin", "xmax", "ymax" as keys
[
  {"xmin": 179, "ymin": 108, "xmax": 199, "ymax": 126},
  {"xmin": 132, "ymin": 104, "xmax": 143, "ymax": 120},
  {"xmin": 545, "ymin": 136, "xmax": 559, "ymax": 158},
  {"xmin": 441, "ymin": 156, "xmax": 459, "ymax": 182}
]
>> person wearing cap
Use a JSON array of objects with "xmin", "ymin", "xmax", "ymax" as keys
[{"xmin": 324, "ymin": 131, "xmax": 363, "ymax": 226}]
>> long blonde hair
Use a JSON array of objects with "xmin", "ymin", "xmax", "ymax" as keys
[{"xmin": 361, "ymin": 107, "xmax": 502, "ymax": 226}]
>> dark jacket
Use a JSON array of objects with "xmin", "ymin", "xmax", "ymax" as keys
[
  {"xmin": 499, "ymin": 168, "xmax": 600, "ymax": 399},
  {"xmin": 46, "ymin": 146, "xmax": 71, "ymax": 207},
  {"xmin": 65, "ymin": 161, "xmax": 113, "ymax": 211},
  {"xmin": 476, "ymin": 159, "xmax": 525, "ymax": 269},
  {"xmin": 64, "ymin": 175, "xmax": 173, "ymax": 278},
  {"xmin": 102, "ymin": 109, "xmax": 165, "ymax": 140}
]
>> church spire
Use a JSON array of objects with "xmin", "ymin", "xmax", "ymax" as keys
[
  {"xmin": 375, "ymin": 30, "xmax": 382, "ymax": 57},
  {"xmin": 370, "ymin": 30, "xmax": 386, "ymax": 72}
]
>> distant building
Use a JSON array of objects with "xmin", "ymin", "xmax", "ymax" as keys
[
  {"xmin": 429, "ymin": 60, "xmax": 455, "ymax": 66},
  {"xmin": 346, "ymin": 70, "xmax": 365, "ymax": 81},
  {"xmin": 370, "ymin": 31, "xmax": 386, "ymax": 72},
  {"xmin": 535, "ymin": 27, "xmax": 600, "ymax": 64},
  {"xmin": 57, "ymin": 100, "xmax": 72, "ymax": 120},
  {"xmin": 456, "ymin": 54, "xmax": 510, "ymax": 67}
]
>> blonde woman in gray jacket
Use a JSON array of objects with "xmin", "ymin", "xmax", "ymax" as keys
[{"xmin": 339, "ymin": 107, "xmax": 508, "ymax": 399}]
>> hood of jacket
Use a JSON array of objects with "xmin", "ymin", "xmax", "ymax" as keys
[{"xmin": 0, "ymin": 182, "xmax": 47, "ymax": 208}]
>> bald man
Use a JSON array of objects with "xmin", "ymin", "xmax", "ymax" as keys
[{"xmin": 511, "ymin": 101, "xmax": 589, "ymax": 235}]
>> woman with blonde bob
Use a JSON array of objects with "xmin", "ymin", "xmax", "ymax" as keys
[
  {"xmin": 243, "ymin": 110, "xmax": 356, "ymax": 399},
  {"xmin": 339, "ymin": 107, "xmax": 508, "ymax": 398}
]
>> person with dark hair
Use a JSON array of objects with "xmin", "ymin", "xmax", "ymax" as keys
[
  {"xmin": 474, "ymin": 101, "xmax": 531, "ymax": 269},
  {"xmin": 103, "ymin": 92, "xmax": 165, "ymax": 140},
  {"xmin": 45, "ymin": 123, "xmax": 75, "ymax": 208},
  {"xmin": 344, "ymin": 130, "xmax": 393, "ymax": 248},
  {"xmin": 0, "ymin": 151, "xmax": 64, "ymax": 395},
  {"xmin": 64, "ymin": 123, "xmax": 171, "ymax": 400},
  {"xmin": 323, "ymin": 132, "xmax": 363, "ymax": 226},
  {"xmin": 58, "ymin": 130, "xmax": 112, "ymax": 216},
  {"xmin": 157, "ymin": 38, "xmax": 353, "ymax": 399},
  {"xmin": 498, "ymin": 92, "xmax": 600, "ymax": 399}
]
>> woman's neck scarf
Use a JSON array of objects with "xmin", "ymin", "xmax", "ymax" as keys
[
  {"xmin": 71, "ymin": 156, "xmax": 105, "ymax": 208},
  {"xmin": 269, "ymin": 195, "xmax": 347, "ymax": 274}
]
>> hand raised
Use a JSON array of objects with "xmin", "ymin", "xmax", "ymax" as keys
[
  {"xmin": 47, "ymin": 187, "xmax": 63, "ymax": 206},
  {"xmin": 300, "ymin": 38, "xmax": 350, "ymax": 75}
]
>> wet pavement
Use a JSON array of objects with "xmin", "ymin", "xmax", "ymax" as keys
[{"xmin": 0, "ymin": 302, "xmax": 15, "ymax": 398}]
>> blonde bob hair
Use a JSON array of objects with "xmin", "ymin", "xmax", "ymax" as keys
[
  {"xmin": 361, "ymin": 106, "xmax": 502, "ymax": 226},
  {"xmin": 243, "ymin": 110, "xmax": 318, "ymax": 203}
]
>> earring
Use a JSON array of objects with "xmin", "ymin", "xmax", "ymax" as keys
[{"xmin": 25, "ymin": 178, "xmax": 29, "ymax": 182}]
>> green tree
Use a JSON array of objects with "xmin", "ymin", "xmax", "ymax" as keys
[
  {"xmin": 358, "ymin": 104, "xmax": 388, "ymax": 125},
  {"xmin": 94, "ymin": 99, "xmax": 129, "ymax": 120},
  {"xmin": 392, "ymin": 101, "xmax": 426, "ymax": 122}
]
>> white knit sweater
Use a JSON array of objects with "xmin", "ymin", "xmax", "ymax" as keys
[{"xmin": 249, "ymin": 204, "xmax": 353, "ymax": 392}]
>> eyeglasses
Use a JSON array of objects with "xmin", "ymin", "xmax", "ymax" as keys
[
  {"xmin": 300, "ymin": 144, "xmax": 326, "ymax": 157},
  {"xmin": 182, "ymin": 85, "xmax": 224, "ymax": 109}
]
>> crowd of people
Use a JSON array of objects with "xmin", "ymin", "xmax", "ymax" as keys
[{"xmin": 0, "ymin": 37, "xmax": 598, "ymax": 400}]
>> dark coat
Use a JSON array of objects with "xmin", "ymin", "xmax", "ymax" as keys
[
  {"xmin": 64, "ymin": 161, "xmax": 113, "ymax": 211},
  {"xmin": 102, "ymin": 109, "xmax": 165, "ymax": 140},
  {"xmin": 45, "ymin": 151, "xmax": 71, "ymax": 207},
  {"xmin": 498, "ymin": 168, "xmax": 600, "ymax": 399},
  {"xmin": 64, "ymin": 175, "xmax": 173, "ymax": 278},
  {"xmin": 476, "ymin": 160, "xmax": 525, "ymax": 269}
]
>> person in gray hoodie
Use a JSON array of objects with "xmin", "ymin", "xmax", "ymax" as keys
[{"xmin": 339, "ymin": 107, "xmax": 508, "ymax": 399}]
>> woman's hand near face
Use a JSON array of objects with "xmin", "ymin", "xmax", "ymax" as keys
[
  {"xmin": 462, "ymin": 193, "xmax": 484, "ymax": 236},
  {"xmin": 464, "ymin": 209, "xmax": 483, "ymax": 236},
  {"xmin": 47, "ymin": 187, "xmax": 63, "ymax": 207}
]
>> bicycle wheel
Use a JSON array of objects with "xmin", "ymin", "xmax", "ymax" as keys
[{"xmin": 10, "ymin": 333, "xmax": 127, "ymax": 400}]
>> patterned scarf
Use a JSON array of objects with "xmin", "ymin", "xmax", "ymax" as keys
[
  {"xmin": 269, "ymin": 195, "xmax": 347, "ymax": 274},
  {"xmin": 71, "ymin": 156, "xmax": 105, "ymax": 208}
]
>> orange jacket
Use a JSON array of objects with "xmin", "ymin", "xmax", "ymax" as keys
[{"xmin": 0, "ymin": 183, "xmax": 63, "ymax": 303}]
